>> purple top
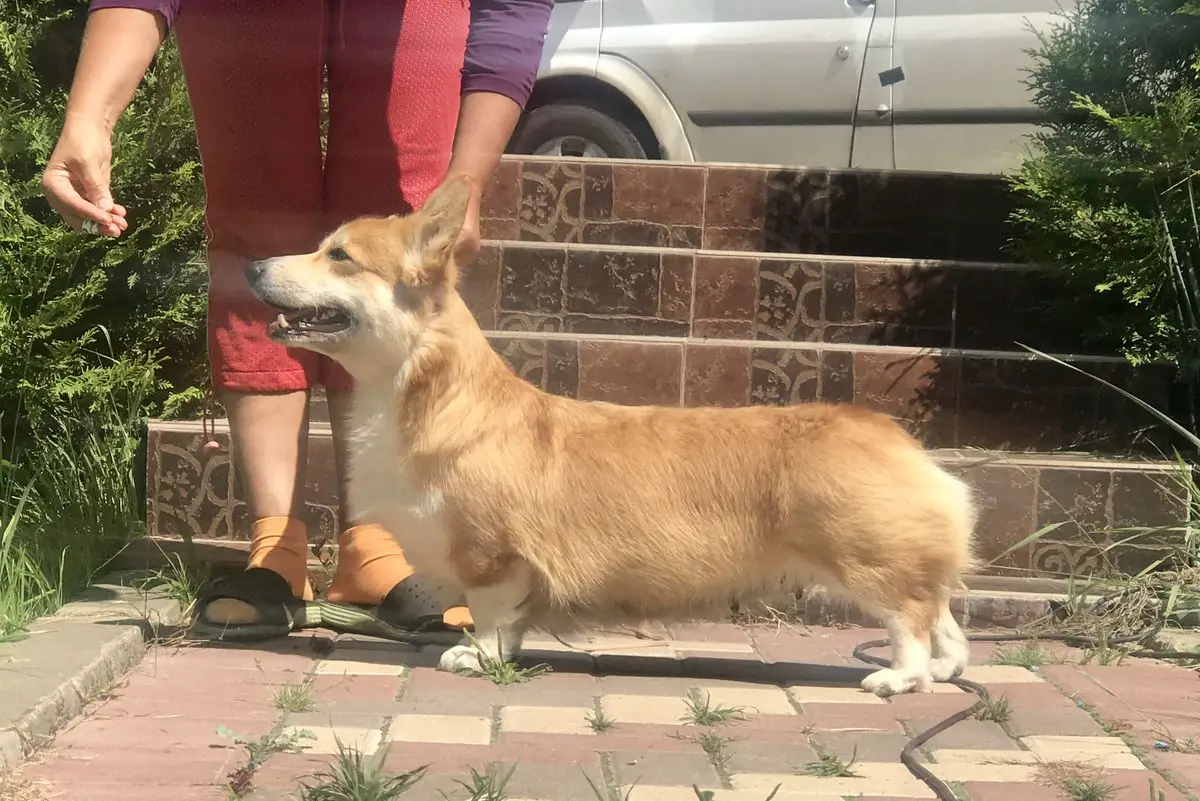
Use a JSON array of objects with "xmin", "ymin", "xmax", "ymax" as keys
[{"xmin": 88, "ymin": 0, "xmax": 554, "ymax": 107}]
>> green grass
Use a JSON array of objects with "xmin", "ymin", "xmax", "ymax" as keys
[
  {"xmin": 988, "ymin": 642, "xmax": 1053, "ymax": 669},
  {"xmin": 0, "ymin": 377, "xmax": 149, "ymax": 642},
  {"xmin": 800, "ymin": 744, "xmax": 860, "ymax": 778},
  {"xmin": 696, "ymin": 730, "xmax": 733, "ymax": 773},
  {"xmin": 299, "ymin": 739, "xmax": 426, "ymax": 801},
  {"xmin": 586, "ymin": 705, "xmax": 616, "ymax": 733},
  {"xmin": 439, "ymin": 764, "xmax": 515, "ymax": 801},
  {"xmin": 681, "ymin": 688, "xmax": 747, "ymax": 726},
  {"xmin": 451, "ymin": 634, "xmax": 552, "ymax": 686},
  {"xmin": 975, "ymin": 696, "xmax": 1012, "ymax": 724},
  {"xmin": 274, "ymin": 677, "xmax": 317, "ymax": 713}
]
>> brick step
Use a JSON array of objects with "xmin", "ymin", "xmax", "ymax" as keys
[
  {"xmin": 464, "ymin": 240, "xmax": 1088, "ymax": 354},
  {"xmin": 313, "ymin": 333, "xmax": 1164, "ymax": 455},
  {"xmin": 145, "ymin": 419, "xmax": 1187, "ymax": 581},
  {"xmin": 483, "ymin": 155, "xmax": 1014, "ymax": 263}
]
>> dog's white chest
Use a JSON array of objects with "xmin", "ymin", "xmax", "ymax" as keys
[{"xmin": 344, "ymin": 396, "xmax": 453, "ymax": 579}]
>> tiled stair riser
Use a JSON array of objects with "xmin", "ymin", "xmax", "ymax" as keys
[
  {"xmin": 482, "ymin": 156, "xmax": 1016, "ymax": 263},
  {"xmin": 461, "ymin": 242, "xmax": 1169, "ymax": 456},
  {"xmin": 145, "ymin": 423, "xmax": 1186, "ymax": 580},
  {"xmin": 470, "ymin": 242, "xmax": 1083, "ymax": 353}
]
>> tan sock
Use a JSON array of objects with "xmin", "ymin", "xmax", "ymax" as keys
[
  {"xmin": 204, "ymin": 516, "xmax": 312, "ymax": 625},
  {"xmin": 326, "ymin": 523, "xmax": 473, "ymax": 629},
  {"xmin": 246, "ymin": 516, "xmax": 314, "ymax": 601}
]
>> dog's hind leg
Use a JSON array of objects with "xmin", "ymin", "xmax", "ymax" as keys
[
  {"xmin": 929, "ymin": 600, "xmax": 969, "ymax": 682},
  {"xmin": 438, "ymin": 570, "xmax": 532, "ymax": 674},
  {"xmin": 860, "ymin": 600, "xmax": 937, "ymax": 697}
]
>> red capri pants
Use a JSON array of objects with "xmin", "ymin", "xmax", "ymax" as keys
[{"xmin": 175, "ymin": 0, "xmax": 469, "ymax": 393}]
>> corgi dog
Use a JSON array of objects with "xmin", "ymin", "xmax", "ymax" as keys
[{"xmin": 244, "ymin": 175, "xmax": 977, "ymax": 696}]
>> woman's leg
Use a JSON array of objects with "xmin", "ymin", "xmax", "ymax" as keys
[
  {"xmin": 175, "ymin": 0, "xmax": 328, "ymax": 635},
  {"xmin": 318, "ymin": 0, "xmax": 473, "ymax": 630}
]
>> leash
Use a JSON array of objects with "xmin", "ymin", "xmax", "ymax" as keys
[{"xmin": 852, "ymin": 627, "xmax": 1179, "ymax": 801}]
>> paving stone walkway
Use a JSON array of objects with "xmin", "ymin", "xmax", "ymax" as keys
[{"xmin": 12, "ymin": 624, "xmax": 1200, "ymax": 801}]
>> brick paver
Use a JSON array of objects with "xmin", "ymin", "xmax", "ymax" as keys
[{"xmin": 11, "ymin": 625, "xmax": 1199, "ymax": 801}]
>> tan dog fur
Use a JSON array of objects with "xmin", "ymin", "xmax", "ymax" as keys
[{"xmin": 245, "ymin": 176, "xmax": 978, "ymax": 696}]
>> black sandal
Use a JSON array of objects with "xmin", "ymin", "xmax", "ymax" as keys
[
  {"xmin": 314, "ymin": 576, "xmax": 465, "ymax": 641},
  {"xmin": 192, "ymin": 567, "xmax": 311, "ymax": 642}
]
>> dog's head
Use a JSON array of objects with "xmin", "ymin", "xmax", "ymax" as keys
[{"xmin": 244, "ymin": 175, "xmax": 473, "ymax": 376}]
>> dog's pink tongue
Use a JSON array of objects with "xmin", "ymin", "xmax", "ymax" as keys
[{"xmin": 267, "ymin": 313, "xmax": 289, "ymax": 334}]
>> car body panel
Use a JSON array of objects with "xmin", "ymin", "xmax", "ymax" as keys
[
  {"xmin": 889, "ymin": 0, "xmax": 1076, "ymax": 174},
  {"xmin": 530, "ymin": 0, "xmax": 1075, "ymax": 174},
  {"xmin": 597, "ymin": 0, "xmax": 876, "ymax": 168}
]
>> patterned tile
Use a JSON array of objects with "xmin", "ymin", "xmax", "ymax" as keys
[
  {"xmin": 703, "ymin": 166, "xmax": 766, "ymax": 251},
  {"xmin": 388, "ymin": 714, "xmax": 493, "ymax": 745},
  {"xmin": 519, "ymin": 161, "xmax": 584, "ymax": 243},
  {"xmin": 732, "ymin": 764, "xmax": 935, "ymax": 798},
  {"xmin": 577, "ymin": 340, "xmax": 682, "ymax": 405},
  {"xmin": 786, "ymin": 686, "xmax": 886, "ymax": 705},
  {"xmin": 283, "ymin": 724, "xmax": 382, "ymax": 755},
  {"xmin": 959, "ymin": 666, "xmax": 1046, "ymax": 684},
  {"xmin": 499, "ymin": 706, "xmax": 595, "ymax": 736},
  {"xmin": 1021, "ymin": 735, "xmax": 1145, "ymax": 770},
  {"xmin": 692, "ymin": 254, "xmax": 758, "ymax": 338}
]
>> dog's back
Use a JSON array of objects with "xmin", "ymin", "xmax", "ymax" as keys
[{"xmin": 438, "ymin": 393, "xmax": 975, "ymax": 696}]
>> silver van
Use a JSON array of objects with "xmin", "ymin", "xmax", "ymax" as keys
[{"xmin": 507, "ymin": 0, "xmax": 1075, "ymax": 175}]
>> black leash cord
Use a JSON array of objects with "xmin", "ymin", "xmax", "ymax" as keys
[{"xmin": 852, "ymin": 628, "xmax": 1172, "ymax": 801}]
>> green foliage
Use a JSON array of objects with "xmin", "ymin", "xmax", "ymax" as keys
[
  {"xmin": 0, "ymin": 2, "xmax": 206, "ymax": 634},
  {"xmin": 1011, "ymin": 0, "xmax": 1200, "ymax": 371},
  {"xmin": 1, "ymin": 0, "xmax": 208, "ymax": 425}
]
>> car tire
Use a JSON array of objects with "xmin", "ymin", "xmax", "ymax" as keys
[{"xmin": 510, "ymin": 103, "xmax": 648, "ymax": 160}]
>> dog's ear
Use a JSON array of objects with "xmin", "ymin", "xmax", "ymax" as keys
[{"xmin": 405, "ymin": 175, "xmax": 474, "ymax": 287}]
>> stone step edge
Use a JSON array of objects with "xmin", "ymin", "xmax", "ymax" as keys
[
  {"xmin": 477, "ymin": 328, "xmax": 1139, "ymax": 365},
  {"xmin": 147, "ymin": 419, "xmax": 1179, "ymax": 473},
  {"xmin": 121, "ymin": 536, "xmax": 1067, "ymax": 631},
  {"xmin": 0, "ymin": 576, "xmax": 180, "ymax": 772},
  {"xmin": 482, "ymin": 237, "xmax": 1037, "ymax": 273},
  {"xmin": 506, "ymin": 152, "xmax": 1007, "ymax": 183}
]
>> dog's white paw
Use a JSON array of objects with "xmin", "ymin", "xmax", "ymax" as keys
[
  {"xmin": 929, "ymin": 656, "xmax": 966, "ymax": 683},
  {"xmin": 861, "ymin": 668, "xmax": 929, "ymax": 697},
  {"xmin": 438, "ymin": 644, "xmax": 485, "ymax": 675}
]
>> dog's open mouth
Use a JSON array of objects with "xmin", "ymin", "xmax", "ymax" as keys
[{"xmin": 266, "ymin": 306, "xmax": 355, "ymax": 341}]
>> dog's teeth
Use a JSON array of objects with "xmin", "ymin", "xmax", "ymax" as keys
[{"xmin": 275, "ymin": 313, "xmax": 290, "ymax": 329}]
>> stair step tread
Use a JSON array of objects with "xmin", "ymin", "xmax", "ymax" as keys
[
  {"xmin": 483, "ymin": 155, "xmax": 1014, "ymax": 263},
  {"xmin": 481, "ymin": 238, "xmax": 1036, "ymax": 271},
  {"xmin": 146, "ymin": 418, "xmax": 1178, "ymax": 469}
]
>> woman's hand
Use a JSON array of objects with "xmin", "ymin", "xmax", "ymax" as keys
[
  {"xmin": 41, "ymin": 114, "xmax": 128, "ymax": 238},
  {"xmin": 453, "ymin": 177, "xmax": 483, "ymax": 267}
]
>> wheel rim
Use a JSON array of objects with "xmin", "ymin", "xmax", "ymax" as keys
[{"xmin": 533, "ymin": 135, "xmax": 609, "ymax": 159}]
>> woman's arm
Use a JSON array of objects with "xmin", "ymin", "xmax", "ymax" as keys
[
  {"xmin": 41, "ymin": 5, "xmax": 170, "ymax": 234},
  {"xmin": 71, "ymin": 4, "xmax": 174, "ymax": 133},
  {"xmin": 447, "ymin": 0, "xmax": 555, "ymax": 185}
]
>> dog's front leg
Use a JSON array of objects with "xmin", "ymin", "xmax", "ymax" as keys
[{"xmin": 438, "ymin": 572, "xmax": 531, "ymax": 675}]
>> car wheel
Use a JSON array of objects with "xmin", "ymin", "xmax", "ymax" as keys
[{"xmin": 510, "ymin": 103, "xmax": 648, "ymax": 160}]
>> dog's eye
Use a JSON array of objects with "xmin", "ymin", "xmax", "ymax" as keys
[{"xmin": 328, "ymin": 247, "xmax": 352, "ymax": 263}]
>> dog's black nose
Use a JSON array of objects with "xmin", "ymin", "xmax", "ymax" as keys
[{"xmin": 245, "ymin": 260, "xmax": 268, "ymax": 284}]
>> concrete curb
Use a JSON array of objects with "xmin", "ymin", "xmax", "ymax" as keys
[
  {"xmin": 745, "ymin": 587, "xmax": 1065, "ymax": 630},
  {"xmin": 0, "ymin": 573, "xmax": 180, "ymax": 772}
]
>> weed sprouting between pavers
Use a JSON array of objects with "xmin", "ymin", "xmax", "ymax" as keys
[
  {"xmin": 681, "ymin": 688, "xmax": 747, "ymax": 726},
  {"xmin": 298, "ymin": 737, "xmax": 427, "ymax": 801},
  {"xmin": 987, "ymin": 641, "xmax": 1056, "ymax": 670},
  {"xmin": 800, "ymin": 742, "xmax": 861, "ymax": 778},
  {"xmin": 1039, "ymin": 762, "xmax": 1117, "ymax": 801},
  {"xmin": 975, "ymin": 695, "xmax": 1012, "ymax": 724},
  {"xmin": 274, "ymin": 676, "xmax": 317, "ymax": 713},
  {"xmin": 586, "ymin": 703, "xmax": 617, "ymax": 733},
  {"xmin": 220, "ymin": 725, "xmax": 315, "ymax": 798},
  {"xmin": 439, "ymin": 764, "xmax": 516, "ymax": 800},
  {"xmin": 450, "ymin": 634, "xmax": 552, "ymax": 686}
]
